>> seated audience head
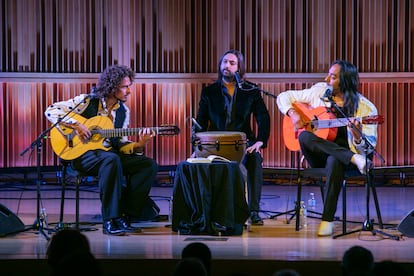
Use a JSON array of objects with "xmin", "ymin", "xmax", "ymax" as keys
[
  {"xmin": 46, "ymin": 229, "xmax": 91, "ymax": 269},
  {"xmin": 181, "ymin": 242, "xmax": 212, "ymax": 274},
  {"xmin": 173, "ymin": 257, "xmax": 208, "ymax": 276},
  {"xmin": 341, "ymin": 245, "xmax": 374, "ymax": 276}
]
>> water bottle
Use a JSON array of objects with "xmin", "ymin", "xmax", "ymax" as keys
[
  {"xmin": 168, "ymin": 196, "xmax": 173, "ymax": 224},
  {"xmin": 299, "ymin": 201, "xmax": 307, "ymax": 229},
  {"xmin": 40, "ymin": 208, "xmax": 48, "ymax": 228},
  {"xmin": 308, "ymin": 192, "xmax": 316, "ymax": 211}
]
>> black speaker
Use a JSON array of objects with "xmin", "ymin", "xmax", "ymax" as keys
[
  {"xmin": 0, "ymin": 204, "xmax": 25, "ymax": 236},
  {"xmin": 397, "ymin": 209, "xmax": 414, "ymax": 237}
]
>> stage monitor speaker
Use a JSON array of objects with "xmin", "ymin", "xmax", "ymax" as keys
[
  {"xmin": 397, "ymin": 209, "xmax": 414, "ymax": 238},
  {"xmin": 0, "ymin": 204, "xmax": 25, "ymax": 236}
]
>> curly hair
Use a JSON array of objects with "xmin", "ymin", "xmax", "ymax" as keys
[{"xmin": 94, "ymin": 65, "xmax": 135, "ymax": 98}]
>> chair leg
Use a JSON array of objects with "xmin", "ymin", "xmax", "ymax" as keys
[
  {"xmin": 57, "ymin": 165, "xmax": 67, "ymax": 230},
  {"xmin": 75, "ymin": 176, "xmax": 81, "ymax": 230},
  {"xmin": 295, "ymin": 172, "xmax": 302, "ymax": 231},
  {"xmin": 342, "ymin": 179, "xmax": 347, "ymax": 234}
]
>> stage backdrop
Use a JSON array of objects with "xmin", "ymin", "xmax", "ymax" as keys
[{"xmin": 0, "ymin": 0, "xmax": 413, "ymax": 170}]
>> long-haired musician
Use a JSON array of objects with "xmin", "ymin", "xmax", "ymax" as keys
[
  {"xmin": 195, "ymin": 49, "xmax": 271, "ymax": 225},
  {"xmin": 277, "ymin": 60, "xmax": 378, "ymax": 236}
]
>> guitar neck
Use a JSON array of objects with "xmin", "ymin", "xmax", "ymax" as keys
[
  {"xmin": 92, "ymin": 127, "xmax": 161, "ymax": 138},
  {"xmin": 313, "ymin": 117, "xmax": 356, "ymax": 129}
]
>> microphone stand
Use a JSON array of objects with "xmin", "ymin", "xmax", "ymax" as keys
[
  {"xmin": 19, "ymin": 126, "xmax": 58, "ymax": 240},
  {"xmin": 239, "ymin": 81, "xmax": 278, "ymax": 100},
  {"xmin": 190, "ymin": 117, "xmax": 202, "ymax": 150},
  {"xmin": 239, "ymin": 81, "xmax": 298, "ymax": 222},
  {"xmin": 17, "ymin": 93, "xmax": 94, "ymax": 240},
  {"xmin": 326, "ymin": 99, "xmax": 399, "ymax": 240}
]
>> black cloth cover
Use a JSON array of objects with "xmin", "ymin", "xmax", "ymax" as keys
[{"xmin": 172, "ymin": 161, "xmax": 249, "ymax": 236}]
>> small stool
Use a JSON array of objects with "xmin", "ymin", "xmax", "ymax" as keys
[{"xmin": 57, "ymin": 160, "xmax": 98, "ymax": 231}]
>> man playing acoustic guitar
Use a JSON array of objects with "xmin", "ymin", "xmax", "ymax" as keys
[
  {"xmin": 276, "ymin": 60, "xmax": 380, "ymax": 236},
  {"xmin": 45, "ymin": 65, "xmax": 158, "ymax": 236}
]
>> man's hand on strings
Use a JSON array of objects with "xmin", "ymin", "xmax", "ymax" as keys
[{"xmin": 287, "ymin": 108, "xmax": 305, "ymax": 129}]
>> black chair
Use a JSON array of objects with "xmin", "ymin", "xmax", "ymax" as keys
[
  {"xmin": 57, "ymin": 160, "xmax": 98, "ymax": 231},
  {"xmin": 294, "ymin": 156, "xmax": 384, "ymax": 236},
  {"xmin": 269, "ymin": 153, "xmax": 325, "ymax": 222}
]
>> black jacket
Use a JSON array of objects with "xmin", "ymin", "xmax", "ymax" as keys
[{"xmin": 195, "ymin": 81, "xmax": 271, "ymax": 148}]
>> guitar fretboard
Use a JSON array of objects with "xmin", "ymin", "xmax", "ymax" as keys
[
  {"xmin": 312, "ymin": 118, "xmax": 358, "ymax": 129},
  {"xmin": 92, "ymin": 127, "xmax": 166, "ymax": 138}
]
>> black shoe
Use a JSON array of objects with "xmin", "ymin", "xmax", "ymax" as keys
[
  {"xmin": 117, "ymin": 215, "xmax": 142, "ymax": 233},
  {"xmin": 103, "ymin": 220, "xmax": 126, "ymax": 236},
  {"xmin": 250, "ymin": 212, "xmax": 264, "ymax": 226}
]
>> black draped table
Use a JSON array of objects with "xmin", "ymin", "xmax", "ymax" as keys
[{"xmin": 171, "ymin": 161, "xmax": 249, "ymax": 236}]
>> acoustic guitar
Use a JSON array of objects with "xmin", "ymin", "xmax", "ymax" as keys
[
  {"xmin": 50, "ymin": 114, "xmax": 180, "ymax": 160},
  {"xmin": 283, "ymin": 102, "xmax": 384, "ymax": 151}
]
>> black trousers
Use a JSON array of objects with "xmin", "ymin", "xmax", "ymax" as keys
[
  {"xmin": 242, "ymin": 151, "xmax": 263, "ymax": 213},
  {"xmin": 72, "ymin": 150, "xmax": 157, "ymax": 221},
  {"xmin": 298, "ymin": 131, "xmax": 356, "ymax": 221}
]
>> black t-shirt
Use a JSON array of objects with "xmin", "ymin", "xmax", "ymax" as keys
[{"xmin": 332, "ymin": 107, "xmax": 349, "ymax": 149}]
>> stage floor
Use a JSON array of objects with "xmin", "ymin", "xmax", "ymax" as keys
[{"xmin": 0, "ymin": 180, "xmax": 413, "ymax": 275}]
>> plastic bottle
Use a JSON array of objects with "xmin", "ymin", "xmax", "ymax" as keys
[
  {"xmin": 168, "ymin": 196, "xmax": 173, "ymax": 224},
  {"xmin": 40, "ymin": 207, "xmax": 48, "ymax": 228},
  {"xmin": 299, "ymin": 201, "xmax": 307, "ymax": 229},
  {"xmin": 308, "ymin": 192, "xmax": 316, "ymax": 211}
]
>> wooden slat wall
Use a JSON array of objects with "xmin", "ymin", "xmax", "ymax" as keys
[
  {"xmin": 1, "ymin": 74, "xmax": 413, "ymax": 168},
  {"xmin": 1, "ymin": 0, "xmax": 412, "ymax": 73},
  {"xmin": 0, "ymin": 0, "xmax": 413, "ymax": 170}
]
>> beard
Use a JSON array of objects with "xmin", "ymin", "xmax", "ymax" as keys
[{"xmin": 221, "ymin": 69, "xmax": 235, "ymax": 83}]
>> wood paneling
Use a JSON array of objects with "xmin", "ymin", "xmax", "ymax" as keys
[
  {"xmin": 0, "ymin": 0, "xmax": 413, "ymax": 170},
  {"xmin": 1, "ymin": 0, "xmax": 412, "ymax": 73},
  {"xmin": 1, "ymin": 73, "xmax": 413, "ymax": 168}
]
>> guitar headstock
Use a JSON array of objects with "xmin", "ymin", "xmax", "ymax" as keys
[
  {"xmin": 362, "ymin": 115, "xmax": 384, "ymax": 125},
  {"xmin": 158, "ymin": 125, "xmax": 180, "ymax": 136}
]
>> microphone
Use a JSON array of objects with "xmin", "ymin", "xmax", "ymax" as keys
[
  {"xmin": 320, "ymin": 86, "xmax": 333, "ymax": 102},
  {"xmin": 191, "ymin": 118, "xmax": 202, "ymax": 131},
  {"xmin": 234, "ymin": 71, "xmax": 243, "ymax": 89}
]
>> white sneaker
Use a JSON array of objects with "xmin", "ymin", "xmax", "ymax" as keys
[
  {"xmin": 351, "ymin": 154, "xmax": 370, "ymax": 175},
  {"xmin": 318, "ymin": 221, "xmax": 334, "ymax": 236}
]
